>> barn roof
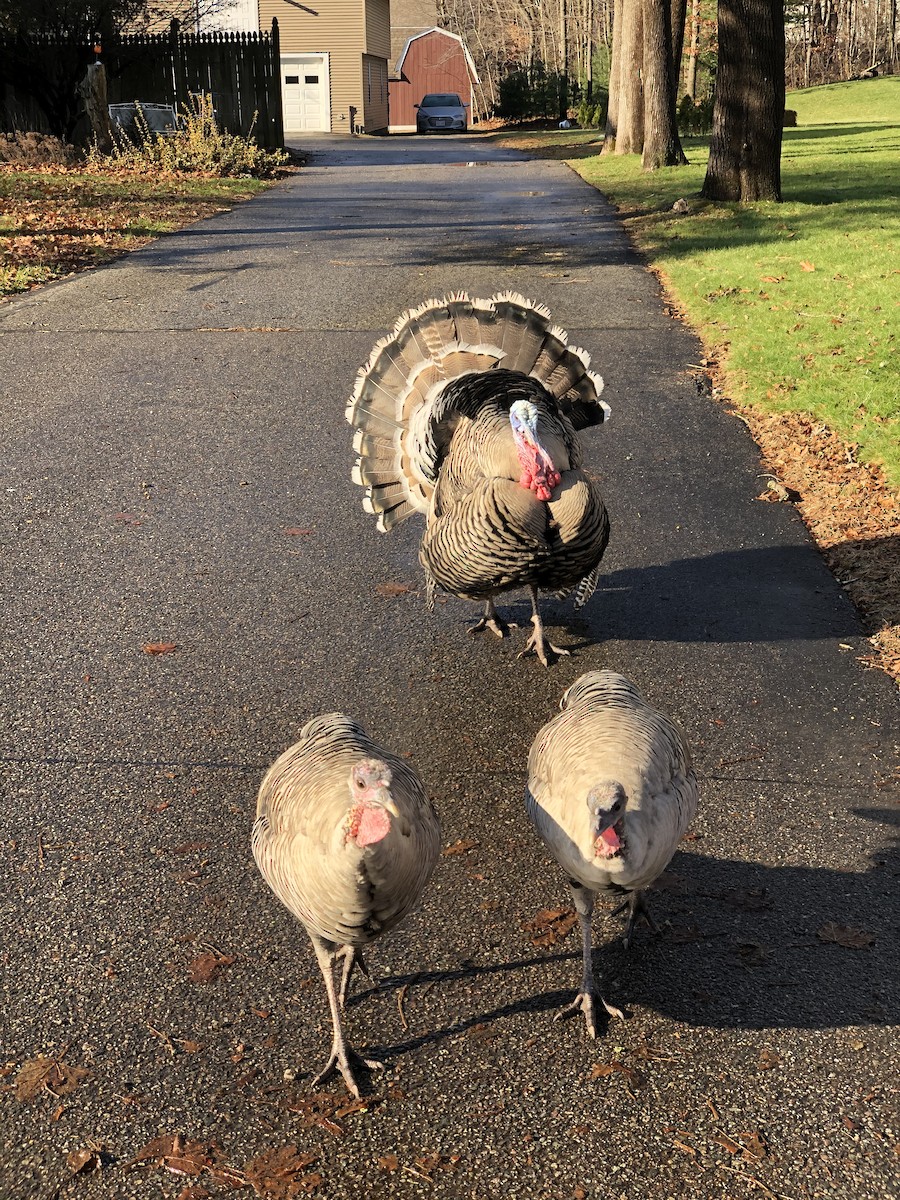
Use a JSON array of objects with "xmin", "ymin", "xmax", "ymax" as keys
[{"xmin": 394, "ymin": 27, "xmax": 480, "ymax": 84}]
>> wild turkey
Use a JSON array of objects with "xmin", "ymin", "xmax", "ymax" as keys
[
  {"xmin": 525, "ymin": 671, "xmax": 699, "ymax": 1035},
  {"xmin": 252, "ymin": 714, "xmax": 441, "ymax": 1096},
  {"xmin": 346, "ymin": 292, "xmax": 611, "ymax": 665}
]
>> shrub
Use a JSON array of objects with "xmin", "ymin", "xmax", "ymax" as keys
[
  {"xmin": 783, "ymin": 109, "xmax": 798, "ymax": 127},
  {"xmin": 576, "ymin": 97, "xmax": 606, "ymax": 129},
  {"xmin": 0, "ymin": 132, "xmax": 78, "ymax": 166},
  {"xmin": 677, "ymin": 94, "xmax": 714, "ymax": 136},
  {"xmin": 90, "ymin": 93, "xmax": 287, "ymax": 178}
]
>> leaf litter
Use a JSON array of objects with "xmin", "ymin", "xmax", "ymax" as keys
[
  {"xmin": 522, "ymin": 906, "xmax": 579, "ymax": 946},
  {"xmin": 12, "ymin": 1051, "xmax": 91, "ymax": 1103}
]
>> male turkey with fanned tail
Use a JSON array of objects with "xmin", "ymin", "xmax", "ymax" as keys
[{"xmin": 346, "ymin": 292, "xmax": 611, "ymax": 665}]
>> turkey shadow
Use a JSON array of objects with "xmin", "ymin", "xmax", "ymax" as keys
[
  {"xmin": 540, "ymin": 541, "xmax": 863, "ymax": 645},
  {"xmin": 359, "ymin": 813, "xmax": 897, "ymax": 1064}
]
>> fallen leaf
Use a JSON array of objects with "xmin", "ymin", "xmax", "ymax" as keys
[
  {"xmin": 243, "ymin": 1146, "xmax": 320, "ymax": 1198},
  {"xmin": 188, "ymin": 951, "xmax": 236, "ymax": 984},
  {"xmin": 757, "ymin": 1048, "xmax": 781, "ymax": 1070},
  {"xmin": 14, "ymin": 1056, "xmax": 91, "ymax": 1102},
  {"xmin": 171, "ymin": 842, "xmax": 210, "ymax": 855},
  {"xmin": 126, "ymin": 1134, "xmax": 246, "ymax": 1189},
  {"xmin": 442, "ymin": 839, "xmax": 480, "ymax": 856},
  {"xmin": 113, "ymin": 512, "xmax": 143, "ymax": 525},
  {"xmin": 589, "ymin": 1061, "xmax": 644, "ymax": 1089},
  {"xmin": 142, "ymin": 642, "xmax": 177, "ymax": 655},
  {"xmin": 67, "ymin": 1147, "xmax": 100, "ymax": 1175},
  {"xmin": 283, "ymin": 527, "xmax": 313, "ymax": 537},
  {"xmin": 375, "ymin": 581, "xmax": 411, "ymax": 597},
  {"xmin": 377, "ymin": 1154, "xmax": 399, "ymax": 1171},
  {"xmin": 738, "ymin": 1130, "xmax": 768, "ymax": 1160},
  {"xmin": 760, "ymin": 275, "xmax": 785, "ymax": 283},
  {"xmin": 800, "ymin": 260, "xmax": 816, "ymax": 271},
  {"xmin": 711, "ymin": 1132, "xmax": 742, "ymax": 1155},
  {"xmin": 179, "ymin": 1040, "xmax": 203, "ymax": 1054},
  {"xmin": 522, "ymin": 906, "xmax": 579, "ymax": 947},
  {"xmin": 817, "ymin": 922, "xmax": 875, "ymax": 948}
]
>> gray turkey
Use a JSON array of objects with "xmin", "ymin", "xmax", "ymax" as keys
[
  {"xmin": 525, "ymin": 671, "xmax": 699, "ymax": 1036},
  {"xmin": 346, "ymin": 292, "xmax": 611, "ymax": 665},
  {"xmin": 252, "ymin": 714, "xmax": 441, "ymax": 1097}
]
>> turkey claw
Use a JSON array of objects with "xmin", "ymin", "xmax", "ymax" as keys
[
  {"xmin": 312, "ymin": 1046, "xmax": 384, "ymax": 1098},
  {"xmin": 469, "ymin": 614, "xmax": 518, "ymax": 639},
  {"xmin": 555, "ymin": 990, "xmax": 624, "ymax": 1038},
  {"xmin": 518, "ymin": 632, "xmax": 571, "ymax": 667}
]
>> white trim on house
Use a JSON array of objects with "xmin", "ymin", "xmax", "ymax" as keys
[{"xmin": 393, "ymin": 27, "xmax": 480, "ymax": 83}]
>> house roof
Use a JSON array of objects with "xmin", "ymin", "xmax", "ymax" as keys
[{"xmin": 394, "ymin": 27, "xmax": 480, "ymax": 84}]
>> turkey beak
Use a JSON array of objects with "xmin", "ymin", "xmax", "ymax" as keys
[{"xmin": 378, "ymin": 792, "xmax": 411, "ymax": 837}]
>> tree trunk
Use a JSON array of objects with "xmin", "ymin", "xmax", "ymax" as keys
[
  {"xmin": 78, "ymin": 62, "xmax": 113, "ymax": 154},
  {"xmin": 615, "ymin": 0, "xmax": 645, "ymax": 153},
  {"xmin": 669, "ymin": 0, "xmax": 687, "ymax": 87},
  {"xmin": 642, "ymin": 0, "xmax": 689, "ymax": 167},
  {"xmin": 603, "ymin": 0, "xmax": 625, "ymax": 149},
  {"xmin": 685, "ymin": 0, "xmax": 701, "ymax": 98},
  {"xmin": 701, "ymin": 0, "xmax": 785, "ymax": 201}
]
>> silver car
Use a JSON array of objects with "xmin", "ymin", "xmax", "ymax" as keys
[{"xmin": 415, "ymin": 93, "xmax": 468, "ymax": 134}]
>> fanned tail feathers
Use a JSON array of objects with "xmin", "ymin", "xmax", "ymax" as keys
[{"xmin": 347, "ymin": 292, "xmax": 609, "ymax": 532}]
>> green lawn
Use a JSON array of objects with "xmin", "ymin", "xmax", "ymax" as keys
[{"xmin": 492, "ymin": 78, "xmax": 900, "ymax": 487}]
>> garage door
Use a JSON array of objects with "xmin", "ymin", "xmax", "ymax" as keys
[{"xmin": 281, "ymin": 54, "xmax": 330, "ymax": 133}]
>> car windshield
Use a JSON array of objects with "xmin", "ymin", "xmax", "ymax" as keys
[{"xmin": 421, "ymin": 95, "xmax": 461, "ymax": 107}]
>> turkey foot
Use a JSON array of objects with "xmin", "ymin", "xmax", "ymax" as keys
[
  {"xmin": 518, "ymin": 587, "xmax": 570, "ymax": 666},
  {"xmin": 518, "ymin": 625, "xmax": 571, "ymax": 666},
  {"xmin": 555, "ymin": 989, "xmax": 625, "ymax": 1038},
  {"xmin": 469, "ymin": 599, "xmax": 517, "ymax": 639},
  {"xmin": 312, "ymin": 1042, "xmax": 384, "ymax": 1099},
  {"xmin": 610, "ymin": 890, "xmax": 659, "ymax": 950}
]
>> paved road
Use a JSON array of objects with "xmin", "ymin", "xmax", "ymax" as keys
[{"xmin": 1, "ymin": 132, "xmax": 897, "ymax": 1200}]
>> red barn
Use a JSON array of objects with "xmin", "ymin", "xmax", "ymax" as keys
[{"xmin": 389, "ymin": 27, "xmax": 479, "ymax": 133}]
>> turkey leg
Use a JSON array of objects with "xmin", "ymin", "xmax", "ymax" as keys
[
  {"xmin": 554, "ymin": 880, "xmax": 624, "ymax": 1036},
  {"xmin": 518, "ymin": 586, "xmax": 571, "ymax": 667},
  {"xmin": 309, "ymin": 936, "xmax": 382, "ymax": 1097}
]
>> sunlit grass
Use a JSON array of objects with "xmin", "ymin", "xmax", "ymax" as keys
[{"xmin": 490, "ymin": 78, "xmax": 900, "ymax": 486}]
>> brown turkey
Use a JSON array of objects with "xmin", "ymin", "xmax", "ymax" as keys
[
  {"xmin": 346, "ymin": 292, "xmax": 611, "ymax": 665},
  {"xmin": 525, "ymin": 671, "xmax": 699, "ymax": 1035},
  {"xmin": 252, "ymin": 713, "xmax": 441, "ymax": 1096}
]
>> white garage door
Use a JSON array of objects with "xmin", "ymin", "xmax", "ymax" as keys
[{"xmin": 281, "ymin": 54, "xmax": 330, "ymax": 133}]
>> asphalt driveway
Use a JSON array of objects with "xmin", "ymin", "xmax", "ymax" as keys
[{"xmin": 0, "ymin": 131, "xmax": 897, "ymax": 1200}]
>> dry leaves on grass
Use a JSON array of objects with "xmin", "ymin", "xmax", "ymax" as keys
[
  {"xmin": 817, "ymin": 922, "xmax": 876, "ymax": 948},
  {"xmin": 12, "ymin": 1053, "xmax": 91, "ymax": 1102},
  {"xmin": 522, "ymin": 906, "xmax": 579, "ymax": 946},
  {"xmin": 188, "ymin": 949, "xmax": 236, "ymax": 983}
]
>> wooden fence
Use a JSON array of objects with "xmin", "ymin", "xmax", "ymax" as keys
[{"xmin": 0, "ymin": 19, "xmax": 283, "ymax": 149}]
